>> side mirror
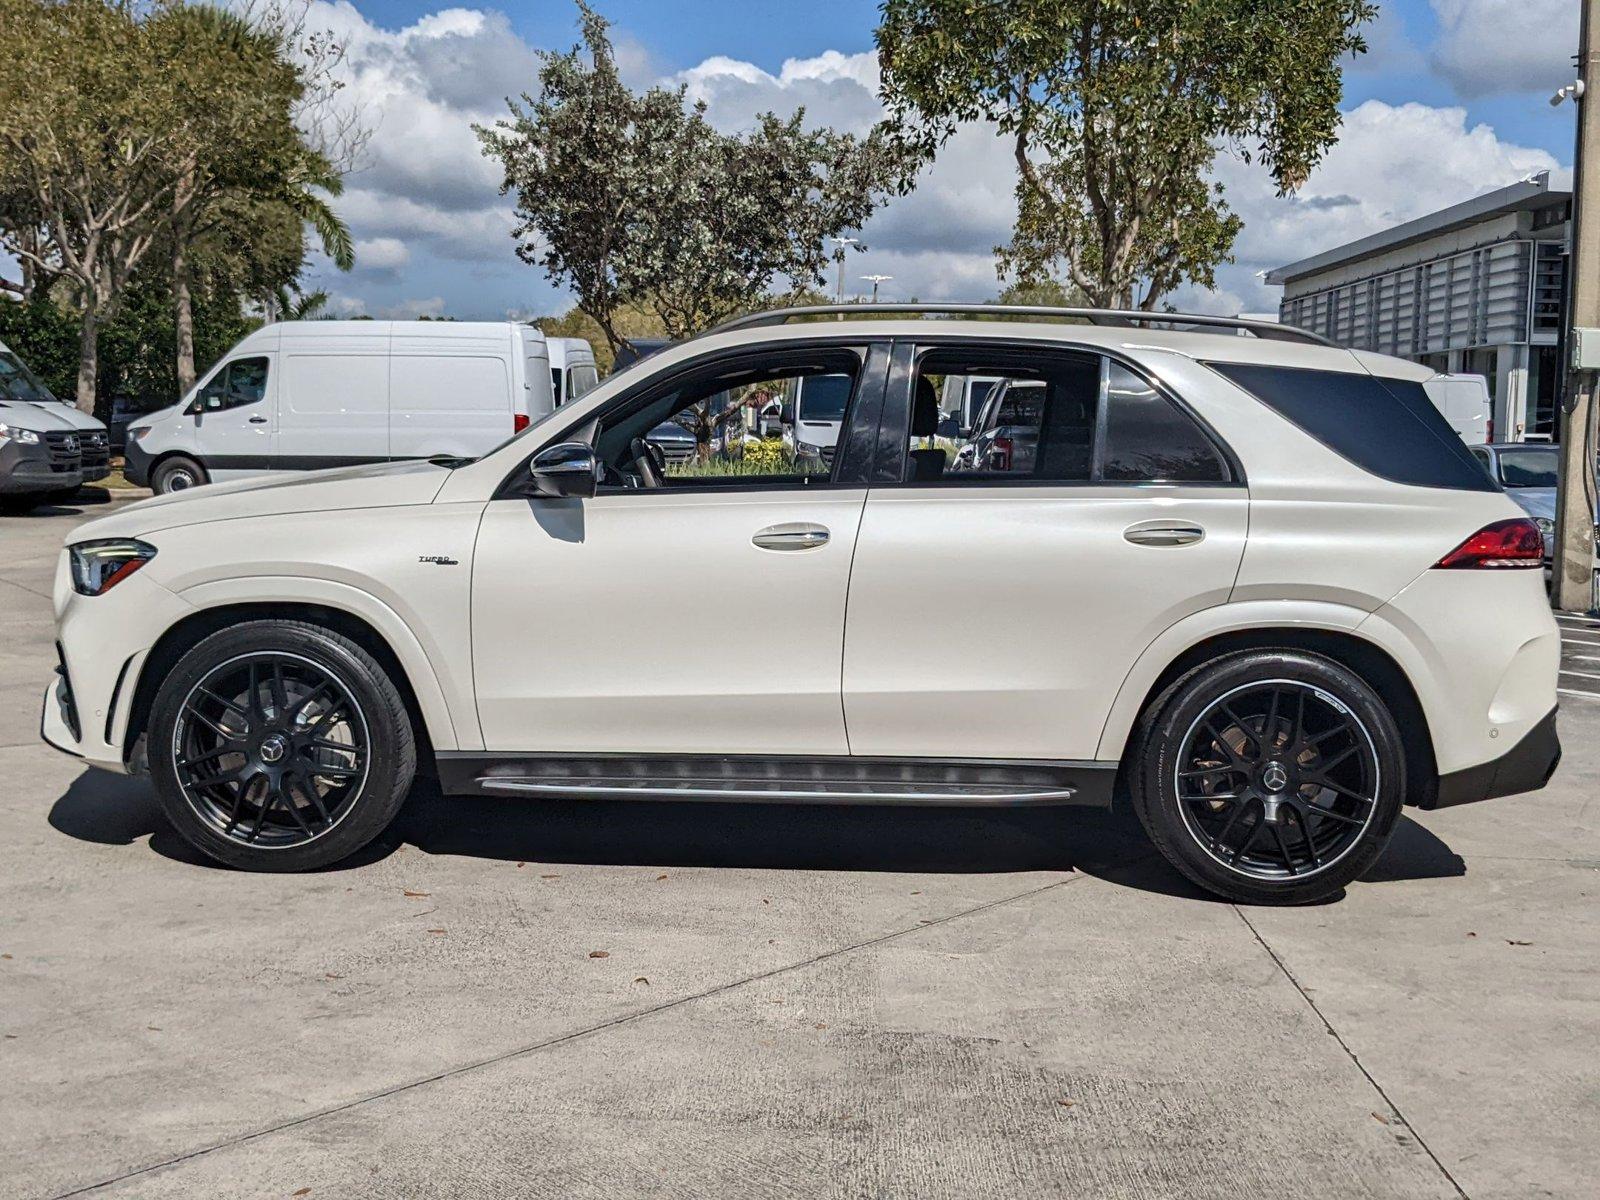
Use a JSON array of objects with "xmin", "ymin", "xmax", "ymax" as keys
[
  {"xmin": 780, "ymin": 403, "xmax": 795, "ymax": 425},
  {"xmin": 527, "ymin": 441, "xmax": 599, "ymax": 499}
]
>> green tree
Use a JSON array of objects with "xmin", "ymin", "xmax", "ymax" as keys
[
  {"xmin": 877, "ymin": 0, "xmax": 1373, "ymax": 309},
  {"xmin": 149, "ymin": 3, "xmax": 353, "ymax": 391},
  {"xmin": 0, "ymin": 0, "xmax": 355, "ymax": 410},
  {"xmin": 0, "ymin": 0, "xmax": 192, "ymax": 410},
  {"xmin": 478, "ymin": 2, "xmax": 916, "ymax": 356}
]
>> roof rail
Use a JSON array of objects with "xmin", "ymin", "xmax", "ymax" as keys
[{"xmin": 709, "ymin": 303, "xmax": 1334, "ymax": 347}]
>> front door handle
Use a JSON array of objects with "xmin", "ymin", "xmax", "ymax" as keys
[
  {"xmin": 1124, "ymin": 521, "xmax": 1205, "ymax": 547},
  {"xmin": 248, "ymin": 415, "xmax": 268, "ymax": 424},
  {"xmin": 753, "ymin": 523, "xmax": 830, "ymax": 551}
]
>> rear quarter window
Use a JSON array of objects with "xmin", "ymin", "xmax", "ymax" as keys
[{"xmin": 1207, "ymin": 362, "xmax": 1496, "ymax": 492}]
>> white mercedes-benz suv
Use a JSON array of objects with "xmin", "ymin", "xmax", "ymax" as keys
[{"xmin": 41, "ymin": 306, "xmax": 1561, "ymax": 904}]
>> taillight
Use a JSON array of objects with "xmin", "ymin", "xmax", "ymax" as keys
[
  {"xmin": 1433, "ymin": 518, "xmax": 1545, "ymax": 569},
  {"xmin": 513, "ymin": 413, "xmax": 530, "ymax": 433}
]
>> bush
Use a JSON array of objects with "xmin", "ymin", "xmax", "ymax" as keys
[{"xmin": 665, "ymin": 437, "xmax": 797, "ymax": 478}]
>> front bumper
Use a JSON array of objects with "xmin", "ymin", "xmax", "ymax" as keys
[
  {"xmin": 0, "ymin": 438, "xmax": 82, "ymax": 494},
  {"xmin": 39, "ymin": 558, "xmax": 193, "ymax": 773},
  {"xmin": 122, "ymin": 438, "xmax": 153, "ymax": 488},
  {"xmin": 80, "ymin": 441, "xmax": 110, "ymax": 482},
  {"xmin": 1424, "ymin": 707, "xmax": 1561, "ymax": 809}
]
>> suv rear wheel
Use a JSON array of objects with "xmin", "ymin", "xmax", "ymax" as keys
[
  {"xmin": 1130, "ymin": 649, "xmax": 1405, "ymax": 905},
  {"xmin": 148, "ymin": 620, "xmax": 416, "ymax": 871}
]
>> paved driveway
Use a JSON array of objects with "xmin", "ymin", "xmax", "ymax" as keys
[{"xmin": 1, "ymin": 496, "xmax": 1596, "ymax": 1199}]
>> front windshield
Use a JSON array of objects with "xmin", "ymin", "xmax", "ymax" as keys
[
  {"xmin": 1497, "ymin": 448, "xmax": 1558, "ymax": 488},
  {"xmin": 797, "ymin": 373, "xmax": 852, "ymax": 421},
  {"xmin": 0, "ymin": 351, "xmax": 59, "ymax": 402}
]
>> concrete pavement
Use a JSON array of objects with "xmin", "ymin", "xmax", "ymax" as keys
[{"xmin": 1, "ymin": 497, "xmax": 1595, "ymax": 1199}]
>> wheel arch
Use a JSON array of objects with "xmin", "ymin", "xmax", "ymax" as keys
[
  {"xmin": 1099, "ymin": 613, "xmax": 1438, "ymax": 806},
  {"xmin": 122, "ymin": 597, "xmax": 461, "ymax": 770}
]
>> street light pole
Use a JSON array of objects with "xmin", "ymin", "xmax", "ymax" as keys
[
  {"xmin": 1556, "ymin": 1, "xmax": 1600, "ymax": 611},
  {"xmin": 861, "ymin": 274, "xmax": 893, "ymax": 303},
  {"xmin": 829, "ymin": 237, "xmax": 860, "ymax": 304}
]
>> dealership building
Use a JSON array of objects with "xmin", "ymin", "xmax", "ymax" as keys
[{"xmin": 1266, "ymin": 173, "xmax": 1569, "ymax": 442}]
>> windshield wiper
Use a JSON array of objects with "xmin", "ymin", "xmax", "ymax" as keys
[{"xmin": 427, "ymin": 453, "xmax": 476, "ymax": 469}]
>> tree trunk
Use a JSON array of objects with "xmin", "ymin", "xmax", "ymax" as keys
[
  {"xmin": 173, "ymin": 237, "xmax": 196, "ymax": 394},
  {"xmin": 75, "ymin": 304, "xmax": 99, "ymax": 416},
  {"xmin": 172, "ymin": 179, "xmax": 197, "ymax": 393}
]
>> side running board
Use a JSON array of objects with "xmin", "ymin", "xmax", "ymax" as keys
[{"xmin": 434, "ymin": 753, "xmax": 1117, "ymax": 808}]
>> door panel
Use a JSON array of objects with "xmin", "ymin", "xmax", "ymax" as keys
[
  {"xmin": 472, "ymin": 489, "xmax": 867, "ymax": 754},
  {"xmin": 189, "ymin": 354, "xmax": 276, "ymax": 479},
  {"xmin": 842, "ymin": 486, "xmax": 1247, "ymax": 760}
]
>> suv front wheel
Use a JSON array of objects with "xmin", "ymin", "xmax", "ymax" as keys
[
  {"xmin": 148, "ymin": 620, "xmax": 416, "ymax": 871},
  {"xmin": 1130, "ymin": 649, "xmax": 1405, "ymax": 905}
]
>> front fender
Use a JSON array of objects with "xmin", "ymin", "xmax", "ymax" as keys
[{"xmin": 173, "ymin": 576, "xmax": 472, "ymax": 752}]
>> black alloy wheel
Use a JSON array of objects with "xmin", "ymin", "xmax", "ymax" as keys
[
  {"xmin": 172, "ymin": 652, "xmax": 369, "ymax": 847},
  {"xmin": 1130, "ymin": 649, "xmax": 1406, "ymax": 905},
  {"xmin": 149, "ymin": 620, "xmax": 416, "ymax": 871},
  {"xmin": 1173, "ymin": 680, "xmax": 1379, "ymax": 881}
]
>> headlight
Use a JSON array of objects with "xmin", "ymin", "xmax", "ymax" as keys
[
  {"xmin": 128, "ymin": 426, "xmax": 151, "ymax": 442},
  {"xmin": 69, "ymin": 539, "xmax": 157, "ymax": 596},
  {"xmin": 0, "ymin": 423, "xmax": 41, "ymax": 445},
  {"xmin": 1536, "ymin": 517, "xmax": 1555, "ymax": 534},
  {"xmin": 797, "ymin": 440, "xmax": 823, "ymax": 456}
]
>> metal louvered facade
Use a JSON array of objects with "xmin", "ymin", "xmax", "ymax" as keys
[{"xmin": 1279, "ymin": 239, "xmax": 1538, "ymax": 356}]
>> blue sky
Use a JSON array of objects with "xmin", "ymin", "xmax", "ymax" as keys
[{"xmin": 298, "ymin": 0, "xmax": 1581, "ymax": 320}]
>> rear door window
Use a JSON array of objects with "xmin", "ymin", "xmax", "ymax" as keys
[
  {"xmin": 906, "ymin": 348, "xmax": 1233, "ymax": 485},
  {"xmin": 1209, "ymin": 362, "xmax": 1495, "ymax": 492}
]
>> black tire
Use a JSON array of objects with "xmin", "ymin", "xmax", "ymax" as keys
[
  {"xmin": 1129, "ymin": 649, "xmax": 1405, "ymax": 905},
  {"xmin": 148, "ymin": 619, "xmax": 416, "ymax": 871},
  {"xmin": 0, "ymin": 493, "xmax": 43, "ymax": 514},
  {"xmin": 151, "ymin": 455, "xmax": 207, "ymax": 495}
]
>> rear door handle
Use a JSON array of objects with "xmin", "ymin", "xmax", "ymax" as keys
[
  {"xmin": 1124, "ymin": 521, "xmax": 1205, "ymax": 547},
  {"xmin": 248, "ymin": 416, "xmax": 268, "ymax": 424},
  {"xmin": 753, "ymin": 523, "xmax": 830, "ymax": 551}
]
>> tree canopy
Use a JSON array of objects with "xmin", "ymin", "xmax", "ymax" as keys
[
  {"xmin": 876, "ymin": 0, "xmax": 1374, "ymax": 308},
  {"xmin": 0, "ymin": 0, "xmax": 354, "ymax": 411},
  {"xmin": 478, "ymin": 2, "xmax": 918, "ymax": 352}
]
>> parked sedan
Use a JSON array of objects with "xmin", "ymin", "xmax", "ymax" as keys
[{"xmin": 1468, "ymin": 443, "xmax": 1586, "ymax": 562}]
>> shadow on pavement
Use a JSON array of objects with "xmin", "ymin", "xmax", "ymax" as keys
[{"xmin": 47, "ymin": 768, "xmax": 1467, "ymax": 901}]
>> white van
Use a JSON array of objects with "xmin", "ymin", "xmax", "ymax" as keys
[
  {"xmin": 938, "ymin": 374, "xmax": 1005, "ymax": 434},
  {"xmin": 124, "ymin": 321, "xmax": 554, "ymax": 494},
  {"xmin": 1422, "ymin": 374, "xmax": 1491, "ymax": 445},
  {"xmin": 780, "ymin": 372, "xmax": 855, "ymax": 470},
  {"xmin": 548, "ymin": 337, "xmax": 600, "ymax": 407}
]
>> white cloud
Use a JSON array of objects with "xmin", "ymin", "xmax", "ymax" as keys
[
  {"xmin": 1429, "ymin": 0, "xmax": 1579, "ymax": 98},
  {"xmin": 296, "ymin": 2, "xmax": 536, "ymax": 308},
  {"xmin": 378, "ymin": 295, "xmax": 447, "ymax": 319},
  {"xmin": 1215, "ymin": 99, "xmax": 1563, "ymax": 310},
  {"xmin": 352, "ymin": 236, "xmax": 410, "ymax": 271},
  {"xmin": 288, "ymin": 5, "xmax": 1571, "ymax": 324}
]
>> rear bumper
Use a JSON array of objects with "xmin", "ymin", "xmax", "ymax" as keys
[{"xmin": 1423, "ymin": 707, "xmax": 1561, "ymax": 809}]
